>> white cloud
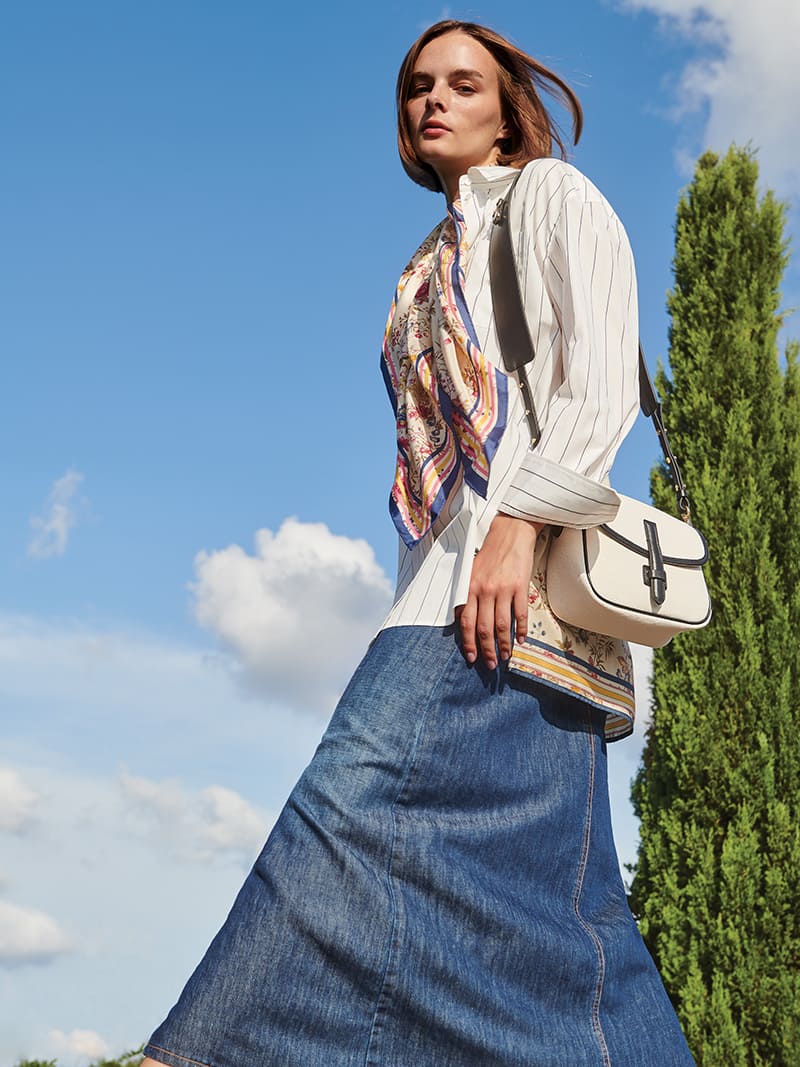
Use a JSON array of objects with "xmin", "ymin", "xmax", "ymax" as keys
[
  {"xmin": 630, "ymin": 642, "xmax": 654, "ymax": 735},
  {"xmin": 0, "ymin": 611, "xmax": 256, "ymax": 741},
  {"xmin": 0, "ymin": 762, "xmax": 269, "ymax": 1067},
  {"xmin": 119, "ymin": 772, "xmax": 272, "ymax": 865},
  {"xmin": 27, "ymin": 468, "xmax": 85, "ymax": 559},
  {"xmin": 48, "ymin": 1028, "xmax": 110, "ymax": 1063},
  {"xmin": 0, "ymin": 767, "xmax": 40, "ymax": 833},
  {"xmin": 0, "ymin": 900, "xmax": 72, "ymax": 966},
  {"xmin": 619, "ymin": 0, "xmax": 800, "ymax": 196},
  {"xmin": 607, "ymin": 643, "xmax": 653, "ymax": 883},
  {"xmin": 200, "ymin": 784, "xmax": 270, "ymax": 851},
  {"xmin": 192, "ymin": 517, "xmax": 393, "ymax": 713},
  {"xmin": 0, "ymin": 609, "xmax": 325, "ymax": 827},
  {"xmin": 0, "ymin": 594, "xmax": 335, "ymax": 1059}
]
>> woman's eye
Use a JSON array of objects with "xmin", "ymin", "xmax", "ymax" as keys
[{"xmin": 455, "ymin": 85, "xmax": 476, "ymax": 94}]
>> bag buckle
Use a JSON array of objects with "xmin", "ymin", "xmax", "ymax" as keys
[{"xmin": 642, "ymin": 519, "xmax": 667, "ymax": 605}]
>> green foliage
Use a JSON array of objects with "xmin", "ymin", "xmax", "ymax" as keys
[
  {"xmin": 630, "ymin": 146, "xmax": 800, "ymax": 1065},
  {"xmin": 12, "ymin": 1051, "xmax": 142, "ymax": 1067},
  {"xmin": 90, "ymin": 1053, "xmax": 144, "ymax": 1067}
]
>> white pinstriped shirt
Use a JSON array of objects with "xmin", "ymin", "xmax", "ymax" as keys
[{"xmin": 380, "ymin": 158, "xmax": 640, "ymax": 637}]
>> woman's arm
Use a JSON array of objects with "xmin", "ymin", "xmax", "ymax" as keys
[
  {"xmin": 497, "ymin": 192, "xmax": 640, "ymax": 526},
  {"xmin": 458, "ymin": 182, "xmax": 640, "ymax": 666}
]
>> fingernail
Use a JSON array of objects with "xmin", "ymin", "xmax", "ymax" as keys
[{"xmin": 466, "ymin": 652, "xmax": 477, "ymax": 663}]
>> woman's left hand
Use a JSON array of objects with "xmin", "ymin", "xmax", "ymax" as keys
[{"xmin": 456, "ymin": 513, "xmax": 543, "ymax": 670}]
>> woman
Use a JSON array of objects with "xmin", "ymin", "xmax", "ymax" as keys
[{"xmin": 142, "ymin": 20, "xmax": 695, "ymax": 1067}]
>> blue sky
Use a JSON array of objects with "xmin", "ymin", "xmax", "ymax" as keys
[{"xmin": 2, "ymin": 1, "xmax": 798, "ymax": 1062}]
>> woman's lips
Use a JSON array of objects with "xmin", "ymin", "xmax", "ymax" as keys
[{"xmin": 422, "ymin": 122, "xmax": 450, "ymax": 137}]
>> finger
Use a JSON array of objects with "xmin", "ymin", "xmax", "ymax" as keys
[
  {"xmin": 458, "ymin": 597, "xmax": 478, "ymax": 664},
  {"xmin": 495, "ymin": 598, "xmax": 513, "ymax": 662},
  {"xmin": 476, "ymin": 594, "xmax": 498, "ymax": 670},
  {"xmin": 514, "ymin": 587, "xmax": 529, "ymax": 646}
]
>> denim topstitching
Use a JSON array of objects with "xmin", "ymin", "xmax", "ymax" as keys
[{"xmin": 145, "ymin": 1043, "xmax": 213, "ymax": 1067}]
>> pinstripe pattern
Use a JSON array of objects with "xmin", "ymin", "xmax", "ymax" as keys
[{"xmin": 380, "ymin": 160, "xmax": 640, "ymax": 737}]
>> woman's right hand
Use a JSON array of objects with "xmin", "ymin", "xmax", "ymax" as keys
[{"xmin": 455, "ymin": 513, "xmax": 542, "ymax": 670}]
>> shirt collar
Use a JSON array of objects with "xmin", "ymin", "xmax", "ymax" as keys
[
  {"xmin": 449, "ymin": 167, "xmax": 518, "ymax": 247},
  {"xmin": 459, "ymin": 165, "xmax": 520, "ymax": 193}
]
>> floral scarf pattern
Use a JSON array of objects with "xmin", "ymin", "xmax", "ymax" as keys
[{"xmin": 381, "ymin": 202, "xmax": 509, "ymax": 548}]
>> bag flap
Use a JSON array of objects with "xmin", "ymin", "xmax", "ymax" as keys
[{"xmin": 600, "ymin": 495, "xmax": 709, "ymax": 566}]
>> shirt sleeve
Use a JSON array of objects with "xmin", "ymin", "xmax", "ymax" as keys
[{"xmin": 497, "ymin": 194, "xmax": 640, "ymax": 528}]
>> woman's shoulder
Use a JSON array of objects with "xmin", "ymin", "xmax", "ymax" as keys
[
  {"xmin": 514, "ymin": 157, "xmax": 618, "ymax": 218},
  {"xmin": 504, "ymin": 158, "xmax": 626, "ymax": 258}
]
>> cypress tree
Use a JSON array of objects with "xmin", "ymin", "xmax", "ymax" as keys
[{"xmin": 630, "ymin": 146, "xmax": 800, "ymax": 1065}]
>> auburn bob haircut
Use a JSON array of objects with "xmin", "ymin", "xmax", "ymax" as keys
[{"xmin": 397, "ymin": 20, "xmax": 583, "ymax": 193}]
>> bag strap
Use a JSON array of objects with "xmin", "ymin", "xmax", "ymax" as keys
[{"xmin": 489, "ymin": 173, "xmax": 692, "ymax": 522}]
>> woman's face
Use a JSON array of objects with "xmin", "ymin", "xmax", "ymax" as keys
[{"xmin": 406, "ymin": 31, "xmax": 509, "ymax": 201}]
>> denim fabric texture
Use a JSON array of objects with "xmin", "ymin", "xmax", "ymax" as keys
[{"xmin": 145, "ymin": 625, "xmax": 694, "ymax": 1067}]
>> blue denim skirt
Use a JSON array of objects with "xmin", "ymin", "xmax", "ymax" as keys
[{"xmin": 145, "ymin": 625, "xmax": 694, "ymax": 1067}]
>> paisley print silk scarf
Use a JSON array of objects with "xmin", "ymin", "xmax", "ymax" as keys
[{"xmin": 382, "ymin": 202, "xmax": 509, "ymax": 548}]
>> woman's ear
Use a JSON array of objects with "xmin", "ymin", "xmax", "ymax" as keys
[{"xmin": 496, "ymin": 124, "xmax": 512, "ymax": 155}]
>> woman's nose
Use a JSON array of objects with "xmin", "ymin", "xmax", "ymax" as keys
[{"xmin": 426, "ymin": 83, "xmax": 447, "ymax": 110}]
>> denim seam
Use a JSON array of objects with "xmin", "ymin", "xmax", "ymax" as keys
[
  {"xmin": 362, "ymin": 638, "xmax": 463, "ymax": 1067},
  {"xmin": 572, "ymin": 709, "xmax": 612, "ymax": 1067},
  {"xmin": 145, "ymin": 1043, "xmax": 212, "ymax": 1067}
]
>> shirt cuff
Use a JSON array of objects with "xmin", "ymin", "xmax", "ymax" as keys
[{"xmin": 497, "ymin": 451, "xmax": 621, "ymax": 528}]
